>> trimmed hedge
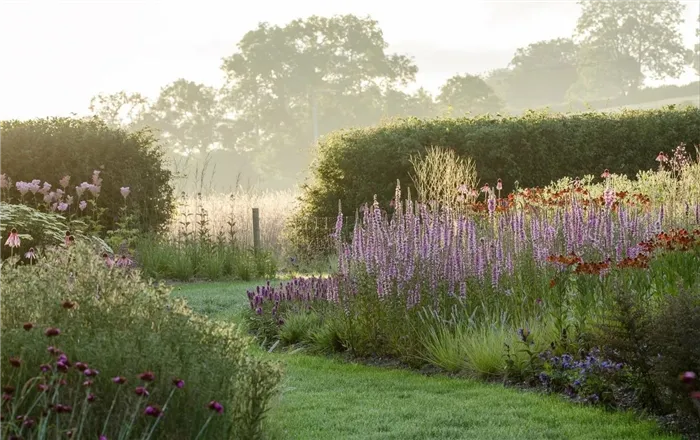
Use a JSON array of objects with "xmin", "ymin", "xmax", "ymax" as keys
[
  {"xmin": 0, "ymin": 117, "xmax": 174, "ymax": 234},
  {"xmin": 296, "ymin": 105, "xmax": 700, "ymax": 224}
]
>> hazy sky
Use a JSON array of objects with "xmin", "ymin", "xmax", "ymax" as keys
[{"xmin": 1, "ymin": 0, "xmax": 698, "ymax": 121}]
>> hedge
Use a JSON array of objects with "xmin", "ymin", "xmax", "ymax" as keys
[
  {"xmin": 0, "ymin": 117, "xmax": 174, "ymax": 234},
  {"xmin": 296, "ymin": 105, "xmax": 700, "ymax": 225}
]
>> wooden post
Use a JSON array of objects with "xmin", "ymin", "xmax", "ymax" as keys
[{"xmin": 252, "ymin": 208, "xmax": 261, "ymax": 253}]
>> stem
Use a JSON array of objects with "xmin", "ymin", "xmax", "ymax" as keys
[
  {"xmin": 193, "ymin": 415, "xmax": 214, "ymax": 440},
  {"xmin": 142, "ymin": 388, "xmax": 176, "ymax": 440},
  {"xmin": 101, "ymin": 386, "xmax": 121, "ymax": 435}
]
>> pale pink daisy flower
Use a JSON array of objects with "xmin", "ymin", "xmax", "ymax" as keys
[
  {"xmin": 120, "ymin": 187, "xmax": 130, "ymax": 199},
  {"xmin": 5, "ymin": 228, "xmax": 20, "ymax": 248}
]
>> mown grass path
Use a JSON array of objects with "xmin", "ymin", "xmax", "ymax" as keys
[{"xmin": 173, "ymin": 281, "xmax": 679, "ymax": 440}]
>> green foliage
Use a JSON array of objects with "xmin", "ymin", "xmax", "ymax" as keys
[
  {"xmin": 436, "ymin": 74, "xmax": 504, "ymax": 116},
  {"xmin": 0, "ymin": 117, "xmax": 175, "ymax": 235},
  {"xmin": 278, "ymin": 312, "xmax": 322, "ymax": 346},
  {"xmin": 0, "ymin": 242, "xmax": 281, "ymax": 439},
  {"xmin": 134, "ymin": 234, "xmax": 277, "ymax": 282},
  {"xmin": 647, "ymin": 288, "xmax": 700, "ymax": 429},
  {"xmin": 296, "ymin": 106, "xmax": 700, "ymax": 225},
  {"xmin": 0, "ymin": 202, "xmax": 112, "ymax": 260}
]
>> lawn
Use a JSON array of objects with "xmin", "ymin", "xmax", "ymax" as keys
[{"xmin": 174, "ymin": 281, "xmax": 679, "ymax": 440}]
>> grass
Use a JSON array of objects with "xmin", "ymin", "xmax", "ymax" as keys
[{"xmin": 174, "ymin": 281, "xmax": 680, "ymax": 440}]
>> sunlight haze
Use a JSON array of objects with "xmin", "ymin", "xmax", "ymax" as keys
[{"xmin": 1, "ymin": 0, "xmax": 698, "ymax": 121}]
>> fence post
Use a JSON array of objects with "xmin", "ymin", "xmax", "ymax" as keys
[{"xmin": 252, "ymin": 208, "xmax": 261, "ymax": 253}]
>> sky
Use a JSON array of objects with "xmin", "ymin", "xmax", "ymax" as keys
[{"xmin": 0, "ymin": 0, "xmax": 698, "ymax": 121}]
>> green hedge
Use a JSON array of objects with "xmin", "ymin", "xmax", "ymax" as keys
[
  {"xmin": 0, "ymin": 117, "xmax": 174, "ymax": 234},
  {"xmin": 297, "ymin": 105, "xmax": 700, "ymax": 223}
]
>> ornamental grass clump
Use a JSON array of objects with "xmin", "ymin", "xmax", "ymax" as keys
[{"xmin": 1, "ymin": 240, "xmax": 281, "ymax": 439}]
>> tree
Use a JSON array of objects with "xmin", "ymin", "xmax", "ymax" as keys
[
  {"xmin": 88, "ymin": 91, "xmax": 150, "ymax": 129},
  {"xmin": 567, "ymin": 43, "xmax": 644, "ymax": 100},
  {"xmin": 436, "ymin": 74, "xmax": 504, "ymax": 116},
  {"xmin": 694, "ymin": 15, "xmax": 700, "ymax": 76},
  {"xmin": 219, "ymin": 14, "xmax": 418, "ymax": 188},
  {"xmin": 138, "ymin": 79, "xmax": 225, "ymax": 192},
  {"xmin": 484, "ymin": 68, "xmax": 514, "ymax": 108},
  {"xmin": 574, "ymin": 0, "xmax": 688, "ymax": 85},
  {"xmin": 506, "ymin": 38, "xmax": 579, "ymax": 108}
]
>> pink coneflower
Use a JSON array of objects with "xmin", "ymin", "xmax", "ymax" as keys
[
  {"xmin": 64, "ymin": 231, "xmax": 71, "ymax": 246},
  {"xmin": 59, "ymin": 176, "xmax": 70, "ymax": 188},
  {"xmin": 601, "ymin": 169, "xmax": 611, "ymax": 179},
  {"xmin": 103, "ymin": 253, "xmax": 115, "ymax": 268},
  {"xmin": 23, "ymin": 322, "xmax": 33, "ymax": 331},
  {"xmin": 656, "ymin": 151, "xmax": 668, "ymax": 162},
  {"xmin": 457, "ymin": 183, "xmax": 468, "ymax": 195},
  {"xmin": 207, "ymin": 400, "xmax": 224, "ymax": 414},
  {"xmin": 481, "ymin": 183, "xmax": 490, "ymax": 193},
  {"xmin": 116, "ymin": 255, "xmax": 132, "ymax": 268},
  {"xmin": 24, "ymin": 247, "xmax": 36, "ymax": 261},
  {"xmin": 120, "ymin": 187, "xmax": 130, "ymax": 199},
  {"xmin": 112, "ymin": 376, "xmax": 127, "ymax": 385},
  {"xmin": 5, "ymin": 228, "xmax": 20, "ymax": 248},
  {"xmin": 496, "ymin": 179, "xmax": 503, "ymax": 191}
]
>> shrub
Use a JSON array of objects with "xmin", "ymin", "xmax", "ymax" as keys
[
  {"xmin": 294, "ymin": 106, "xmax": 700, "ymax": 231},
  {"xmin": 0, "ymin": 117, "xmax": 175, "ymax": 234},
  {"xmin": 0, "ymin": 242, "xmax": 281, "ymax": 439},
  {"xmin": 648, "ymin": 288, "xmax": 700, "ymax": 431}
]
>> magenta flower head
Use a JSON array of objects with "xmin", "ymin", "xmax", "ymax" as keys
[
  {"xmin": 207, "ymin": 400, "xmax": 224, "ymax": 414},
  {"xmin": 45, "ymin": 327, "xmax": 61, "ymax": 337},
  {"xmin": 83, "ymin": 368, "xmax": 99, "ymax": 377},
  {"xmin": 99, "ymin": 436, "xmax": 108, "ymax": 440},
  {"xmin": 112, "ymin": 376, "xmax": 127, "ymax": 385},
  {"xmin": 135, "ymin": 386, "xmax": 149, "ymax": 397},
  {"xmin": 138, "ymin": 371, "xmax": 155, "ymax": 382},
  {"xmin": 172, "ymin": 377, "xmax": 185, "ymax": 389},
  {"xmin": 120, "ymin": 187, "xmax": 130, "ymax": 199},
  {"xmin": 87, "ymin": 393, "xmax": 96, "ymax": 403},
  {"xmin": 74, "ymin": 362, "xmax": 88, "ymax": 371},
  {"xmin": 39, "ymin": 363, "xmax": 51, "ymax": 373},
  {"xmin": 144, "ymin": 405, "xmax": 163, "ymax": 417},
  {"xmin": 680, "ymin": 371, "xmax": 697, "ymax": 384}
]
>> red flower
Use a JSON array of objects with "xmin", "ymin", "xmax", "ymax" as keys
[
  {"xmin": 44, "ymin": 327, "xmax": 61, "ymax": 337},
  {"xmin": 87, "ymin": 393, "xmax": 96, "ymax": 403},
  {"xmin": 680, "ymin": 371, "xmax": 696, "ymax": 384},
  {"xmin": 61, "ymin": 300, "xmax": 75, "ymax": 309},
  {"xmin": 74, "ymin": 362, "xmax": 88, "ymax": 372},
  {"xmin": 138, "ymin": 371, "xmax": 155, "ymax": 382},
  {"xmin": 144, "ymin": 405, "xmax": 163, "ymax": 417},
  {"xmin": 9, "ymin": 357, "xmax": 21, "ymax": 368},
  {"xmin": 112, "ymin": 376, "xmax": 127, "ymax": 385},
  {"xmin": 23, "ymin": 322, "xmax": 33, "ymax": 331},
  {"xmin": 135, "ymin": 386, "xmax": 149, "ymax": 397}
]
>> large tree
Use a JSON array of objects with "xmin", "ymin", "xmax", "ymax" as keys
[
  {"xmin": 219, "ymin": 14, "xmax": 418, "ymax": 188},
  {"xmin": 574, "ymin": 0, "xmax": 688, "ymax": 87},
  {"xmin": 88, "ymin": 91, "xmax": 150, "ymax": 129},
  {"xmin": 694, "ymin": 15, "xmax": 700, "ymax": 76},
  {"xmin": 436, "ymin": 74, "xmax": 504, "ymax": 116},
  {"xmin": 506, "ymin": 38, "xmax": 579, "ymax": 108}
]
